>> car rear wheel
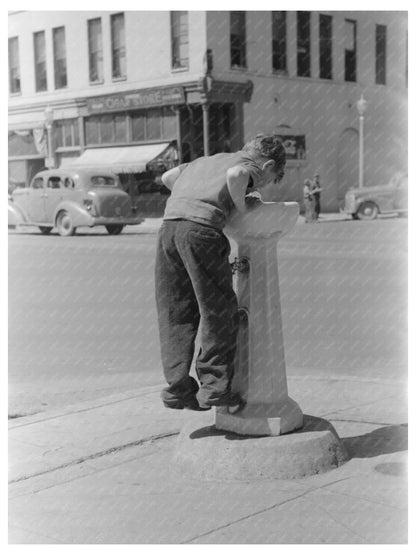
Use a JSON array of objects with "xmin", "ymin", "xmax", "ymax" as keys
[
  {"xmin": 105, "ymin": 224, "xmax": 124, "ymax": 235},
  {"xmin": 56, "ymin": 211, "xmax": 76, "ymax": 236},
  {"xmin": 39, "ymin": 226, "xmax": 52, "ymax": 235},
  {"xmin": 357, "ymin": 202, "xmax": 379, "ymax": 220}
]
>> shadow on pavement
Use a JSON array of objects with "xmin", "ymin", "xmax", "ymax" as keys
[
  {"xmin": 342, "ymin": 423, "xmax": 408, "ymax": 459},
  {"xmin": 189, "ymin": 414, "xmax": 341, "ymax": 441}
]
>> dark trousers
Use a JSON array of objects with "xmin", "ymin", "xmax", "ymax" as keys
[{"xmin": 154, "ymin": 219, "xmax": 239, "ymax": 405}]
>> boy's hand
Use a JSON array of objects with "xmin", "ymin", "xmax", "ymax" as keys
[{"xmin": 245, "ymin": 191, "xmax": 263, "ymax": 209}]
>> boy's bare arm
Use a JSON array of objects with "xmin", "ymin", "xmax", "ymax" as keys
[
  {"xmin": 161, "ymin": 164, "xmax": 189, "ymax": 190},
  {"xmin": 226, "ymin": 165, "xmax": 258, "ymax": 212}
]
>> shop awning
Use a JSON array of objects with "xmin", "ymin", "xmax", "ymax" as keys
[{"xmin": 69, "ymin": 143, "xmax": 172, "ymax": 173}]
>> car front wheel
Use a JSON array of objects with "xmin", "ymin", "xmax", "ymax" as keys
[
  {"xmin": 357, "ymin": 202, "xmax": 379, "ymax": 220},
  {"xmin": 56, "ymin": 211, "xmax": 76, "ymax": 236},
  {"xmin": 105, "ymin": 224, "xmax": 124, "ymax": 235}
]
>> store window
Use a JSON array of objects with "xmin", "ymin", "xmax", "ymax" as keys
[
  {"xmin": 85, "ymin": 109, "xmax": 177, "ymax": 146},
  {"xmin": 319, "ymin": 14, "xmax": 332, "ymax": 79},
  {"xmin": 54, "ymin": 119, "xmax": 80, "ymax": 148},
  {"xmin": 230, "ymin": 11, "xmax": 246, "ymax": 68},
  {"xmin": 88, "ymin": 18, "xmax": 104, "ymax": 83},
  {"xmin": 111, "ymin": 13, "xmax": 126, "ymax": 79},
  {"xmin": 9, "ymin": 37, "xmax": 21, "ymax": 94},
  {"xmin": 272, "ymin": 12, "xmax": 287, "ymax": 73},
  {"xmin": 297, "ymin": 11, "xmax": 311, "ymax": 77},
  {"xmin": 171, "ymin": 11, "xmax": 189, "ymax": 69},
  {"xmin": 146, "ymin": 109, "xmax": 162, "ymax": 140},
  {"xmin": 162, "ymin": 108, "xmax": 177, "ymax": 139},
  {"xmin": 375, "ymin": 24, "xmax": 387, "ymax": 85},
  {"xmin": 34, "ymin": 31, "xmax": 47, "ymax": 92},
  {"xmin": 345, "ymin": 19, "xmax": 357, "ymax": 82},
  {"xmin": 131, "ymin": 113, "xmax": 146, "ymax": 141},
  {"xmin": 53, "ymin": 26, "xmax": 67, "ymax": 89}
]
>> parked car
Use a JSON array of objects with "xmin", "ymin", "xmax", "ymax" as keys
[
  {"xmin": 343, "ymin": 173, "xmax": 408, "ymax": 220},
  {"xmin": 8, "ymin": 168, "xmax": 144, "ymax": 236}
]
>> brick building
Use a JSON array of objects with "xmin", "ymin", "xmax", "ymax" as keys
[{"xmin": 8, "ymin": 10, "xmax": 408, "ymax": 210}]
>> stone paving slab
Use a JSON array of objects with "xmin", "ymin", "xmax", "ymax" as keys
[{"xmin": 9, "ymin": 433, "xmax": 408, "ymax": 544}]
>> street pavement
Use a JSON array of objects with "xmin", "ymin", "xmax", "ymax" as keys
[
  {"xmin": 8, "ymin": 214, "xmax": 409, "ymax": 544},
  {"xmin": 9, "ymin": 370, "xmax": 408, "ymax": 544}
]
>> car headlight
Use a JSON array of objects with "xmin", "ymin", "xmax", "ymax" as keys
[{"xmin": 83, "ymin": 199, "xmax": 93, "ymax": 211}]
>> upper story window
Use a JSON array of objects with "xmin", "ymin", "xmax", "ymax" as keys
[
  {"xmin": 111, "ymin": 13, "xmax": 126, "ymax": 80},
  {"xmin": 171, "ymin": 11, "xmax": 189, "ymax": 69},
  {"xmin": 375, "ymin": 24, "xmax": 387, "ymax": 85},
  {"xmin": 230, "ymin": 11, "xmax": 246, "ymax": 68},
  {"xmin": 8, "ymin": 37, "xmax": 21, "ymax": 94},
  {"xmin": 319, "ymin": 14, "xmax": 332, "ymax": 79},
  {"xmin": 272, "ymin": 11, "xmax": 287, "ymax": 73},
  {"xmin": 297, "ymin": 11, "xmax": 311, "ymax": 77},
  {"xmin": 88, "ymin": 18, "xmax": 104, "ymax": 83},
  {"xmin": 53, "ymin": 26, "xmax": 67, "ymax": 89},
  {"xmin": 34, "ymin": 30, "xmax": 47, "ymax": 92},
  {"xmin": 344, "ymin": 19, "xmax": 357, "ymax": 82}
]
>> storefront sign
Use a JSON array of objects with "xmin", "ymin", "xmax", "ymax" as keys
[
  {"xmin": 277, "ymin": 134, "xmax": 306, "ymax": 160},
  {"xmin": 86, "ymin": 86, "xmax": 185, "ymax": 114}
]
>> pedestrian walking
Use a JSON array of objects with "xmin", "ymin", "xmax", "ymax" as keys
[
  {"xmin": 155, "ymin": 134, "xmax": 286, "ymax": 412},
  {"xmin": 303, "ymin": 179, "xmax": 315, "ymax": 223},
  {"xmin": 311, "ymin": 172, "xmax": 323, "ymax": 221}
]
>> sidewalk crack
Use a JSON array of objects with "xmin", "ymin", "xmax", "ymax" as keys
[
  {"xmin": 9, "ymin": 430, "xmax": 179, "ymax": 484},
  {"xmin": 181, "ymin": 475, "xmax": 360, "ymax": 544}
]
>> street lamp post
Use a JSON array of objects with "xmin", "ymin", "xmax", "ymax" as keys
[
  {"xmin": 44, "ymin": 106, "xmax": 54, "ymax": 169},
  {"xmin": 356, "ymin": 94, "xmax": 368, "ymax": 189}
]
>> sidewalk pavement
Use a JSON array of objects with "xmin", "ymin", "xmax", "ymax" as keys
[{"xmin": 8, "ymin": 372, "xmax": 408, "ymax": 544}]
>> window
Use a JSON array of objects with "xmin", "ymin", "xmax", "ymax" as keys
[
  {"xmin": 53, "ymin": 27, "xmax": 67, "ymax": 89},
  {"xmin": 375, "ymin": 24, "xmax": 387, "ymax": 85},
  {"xmin": 85, "ymin": 110, "xmax": 175, "ymax": 145},
  {"xmin": 297, "ymin": 12, "xmax": 311, "ymax": 77},
  {"xmin": 88, "ymin": 18, "xmax": 104, "ymax": 83},
  {"xmin": 54, "ymin": 119, "xmax": 80, "ymax": 148},
  {"xmin": 345, "ymin": 19, "xmax": 357, "ymax": 82},
  {"xmin": 31, "ymin": 177, "xmax": 44, "ymax": 189},
  {"xmin": 9, "ymin": 37, "xmax": 21, "ymax": 94},
  {"xmin": 146, "ymin": 109, "xmax": 162, "ymax": 140},
  {"xmin": 272, "ymin": 12, "xmax": 287, "ymax": 72},
  {"xmin": 111, "ymin": 13, "xmax": 126, "ymax": 79},
  {"xmin": 47, "ymin": 177, "xmax": 62, "ymax": 189},
  {"xmin": 131, "ymin": 113, "xmax": 146, "ymax": 141},
  {"xmin": 230, "ymin": 11, "xmax": 246, "ymax": 68},
  {"xmin": 171, "ymin": 11, "xmax": 189, "ymax": 69},
  {"xmin": 319, "ymin": 14, "xmax": 332, "ymax": 79},
  {"xmin": 34, "ymin": 31, "xmax": 47, "ymax": 92}
]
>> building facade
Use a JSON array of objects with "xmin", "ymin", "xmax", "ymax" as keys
[{"xmin": 8, "ymin": 10, "xmax": 408, "ymax": 211}]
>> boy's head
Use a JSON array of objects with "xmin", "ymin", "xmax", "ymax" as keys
[{"xmin": 242, "ymin": 134, "xmax": 286, "ymax": 186}]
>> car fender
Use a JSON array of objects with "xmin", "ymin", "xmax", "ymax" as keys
[
  {"xmin": 8, "ymin": 201, "xmax": 28, "ymax": 226},
  {"xmin": 53, "ymin": 201, "xmax": 94, "ymax": 227}
]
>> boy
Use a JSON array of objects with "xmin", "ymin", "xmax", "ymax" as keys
[{"xmin": 155, "ymin": 134, "xmax": 286, "ymax": 412}]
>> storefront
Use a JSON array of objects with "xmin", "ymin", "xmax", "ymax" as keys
[{"xmin": 8, "ymin": 79, "xmax": 254, "ymax": 210}]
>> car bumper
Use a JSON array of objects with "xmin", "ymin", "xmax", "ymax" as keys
[{"xmin": 91, "ymin": 216, "xmax": 144, "ymax": 226}]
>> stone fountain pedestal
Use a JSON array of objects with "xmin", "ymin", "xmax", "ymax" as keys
[{"xmin": 174, "ymin": 201, "xmax": 348, "ymax": 480}]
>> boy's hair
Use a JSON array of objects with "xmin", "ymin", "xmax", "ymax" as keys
[{"xmin": 242, "ymin": 134, "xmax": 286, "ymax": 167}]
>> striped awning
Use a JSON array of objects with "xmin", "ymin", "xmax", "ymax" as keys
[{"xmin": 69, "ymin": 143, "xmax": 171, "ymax": 173}]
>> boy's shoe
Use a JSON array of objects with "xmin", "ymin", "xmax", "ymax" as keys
[
  {"xmin": 198, "ymin": 392, "xmax": 246, "ymax": 414},
  {"xmin": 162, "ymin": 395, "xmax": 211, "ymax": 412}
]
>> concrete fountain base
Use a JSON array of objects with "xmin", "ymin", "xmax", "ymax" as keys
[{"xmin": 173, "ymin": 414, "xmax": 349, "ymax": 481}]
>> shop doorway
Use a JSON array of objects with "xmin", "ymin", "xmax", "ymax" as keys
[{"xmin": 337, "ymin": 128, "xmax": 358, "ymax": 204}]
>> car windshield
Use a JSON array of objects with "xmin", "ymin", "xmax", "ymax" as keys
[{"xmin": 90, "ymin": 176, "xmax": 118, "ymax": 188}]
